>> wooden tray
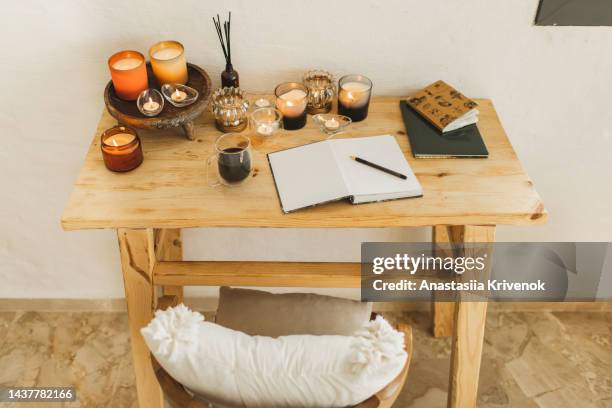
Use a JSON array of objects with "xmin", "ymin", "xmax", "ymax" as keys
[{"xmin": 104, "ymin": 63, "xmax": 211, "ymax": 140}]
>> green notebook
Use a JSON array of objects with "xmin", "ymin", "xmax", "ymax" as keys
[{"xmin": 400, "ymin": 100, "xmax": 488, "ymax": 158}]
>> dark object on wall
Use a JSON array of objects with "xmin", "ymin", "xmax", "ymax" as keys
[
  {"xmin": 213, "ymin": 12, "xmax": 239, "ymax": 87},
  {"xmin": 536, "ymin": 0, "xmax": 612, "ymax": 26}
]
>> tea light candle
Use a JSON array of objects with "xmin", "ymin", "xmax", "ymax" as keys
[
  {"xmin": 108, "ymin": 50, "xmax": 148, "ymax": 101},
  {"xmin": 255, "ymin": 98, "xmax": 271, "ymax": 108},
  {"xmin": 100, "ymin": 126, "xmax": 143, "ymax": 172},
  {"xmin": 324, "ymin": 117, "xmax": 340, "ymax": 130},
  {"xmin": 171, "ymin": 88, "xmax": 187, "ymax": 102},
  {"xmin": 143, "ymin": 97, "xmax": 160, "ymax": 113},
  {"xmin": 257, "ymin": 123, "xmax": 275, "ymax": 136},
  {"xmin": 149, "ymin": 41, "xmax": 188, "ymax": 85},
  {"xmin": 275, "ymin": 83, "xmax": 309, "ymax": 130},
  {"xmin": 338, "ymin": 75, "xmax": 373, "ymax": 122}
]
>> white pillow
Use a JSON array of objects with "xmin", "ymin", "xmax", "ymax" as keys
[{"xmin": 141, "ymin": 304, "xmax": 407, "ymax": 408}]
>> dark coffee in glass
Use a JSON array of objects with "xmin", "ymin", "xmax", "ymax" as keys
[
  {"xmin": 207, "ymin": 134, "xmax": 253, "ymax": 187},
  {"xmin": 218, "ymin": 147, "xmax": 251, "ymax": 183}
]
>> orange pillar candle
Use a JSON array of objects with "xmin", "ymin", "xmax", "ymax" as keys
[
  {"xmin": 108, "ymin": 51, "xmax": 148, "ymax": 101},
  {"xmin": 101, "ymin": 126, "xmax": 143, "ymax": 172},
  {"xmin": 149, "ymin": 41, "xmax": 188, "ymax": 85}
]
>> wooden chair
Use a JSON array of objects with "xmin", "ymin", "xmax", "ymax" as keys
[{"xmin": 153, "ymin": 296, "xmax": 413, "ymax": 408}]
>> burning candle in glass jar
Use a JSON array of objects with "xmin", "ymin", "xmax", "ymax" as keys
[
  {"xmin": 100, "ymin": 126, "xmax": 143, "ymax": 172},
  {"xmin": 338, "ymin": 75, "xmax": 373, "ymax": 122},
  {"xmin": 108, "ymin": 50, "xmax": 148, "ymax": 101},
  {"xmin": 149, "ymin": 41, "xmax": 188, "ymax": 85},
  {"xmin": 275, "ymin": 83, "xmax": 308, "ymax": 130}
]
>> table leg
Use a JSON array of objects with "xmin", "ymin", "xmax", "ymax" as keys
[
  {"xmin": 154, "ymin": 228, "xmax": 184, "ymax": 305},
  {"xmin": 431, "ymin": 226, "xmax": 459, "ymax": 338},
  {"xmin": 447, "ymin": 225, "xmax": 495, "ymax": 408},
  {"xmin": 117, "ymin": 228, "xmax": 163, "ymax": 408},
  {"xmin": 183, "ymin": 121, "xmax": 195, "ymax": 140}
]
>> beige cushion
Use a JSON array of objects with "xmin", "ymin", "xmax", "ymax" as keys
[{"xmin": 216, "ymin": 286, "xmax": 372, "ymax": 337}]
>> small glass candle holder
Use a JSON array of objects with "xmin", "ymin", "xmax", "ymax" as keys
[
  {"xmin": 251, "ymin": 108, "xmax": 283, "ymax": 137},
  {"xmin": 275, "ymin": 82, "xmax": 308, "ymax": 130},
  {"xmin": 137, "ymin": 89, "xmax": 164, "ymax": 117},
  {"xmin": 313, "ymin": 114, "xmax": 351, "ymax": 138},
  {"xmin": 149, "ymin": 40, "xmax": 188, "ymax": 85},
  {"xmin": 338, "ymin": 74, "xmax": 373, "ymax": 122},
  {"xmin": 161, "ymin": 83, "xmax": 199, "ymax": 107},
  {"xmin": 108, "ymin": 50, "xmax": 148, "ymax": 101},
  {"xmin": 211, "ymin": 87, "xmax": 250, "ymax": 132},
  {"xmin": 303, "ymin": 70, "xmax": 335, "ymax": 114},
  {"xmin": 100, "ymin": 126, "xmax": 143, "ymax": 172}
]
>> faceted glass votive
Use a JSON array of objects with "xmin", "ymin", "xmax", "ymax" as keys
[
  {"xmin": 312, "ymin": 114, "xmax": 352, "ymax": 138},
  {"xmin": 108, "ymin": 50, "xmax": 148, "ymax": 101},
  {"xmin": 338, "ymin": 74, "xmax": 373, "ymax": 122},
  {"xmin": 100, "ymin": 126, "xmax": 143, "ymax": 172},
  {"xmin": 251, "ymin": 108, "xmax": 283, "ymax": 137},
  {"xmin": 161, "ymin": 83, "xmax": 199, "ymax": 107},
  {"xmin": 137, "ymin": 88, "xmax": 164, "ymax": 117},
  {"xmin": 303, "ymin": 70, "xmax": 335, "ymax": 114},
  {"xmin": 275, "ymin": 82, "xmax": 308, "ymax": 130},
  {"xmin": 149, "ymin": 40, "xmax": 188, "ymax": 85},
  {"xmin": 211, "ymin": 87, "xmax": 250, "ymax": 132}
]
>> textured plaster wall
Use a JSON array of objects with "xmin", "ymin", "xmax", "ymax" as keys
[{"xmin": 1, "ymin": 0, "xmax": 611, "ymax": 299}]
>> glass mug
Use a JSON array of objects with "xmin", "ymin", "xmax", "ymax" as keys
[{"xmin": 207, "ymin": 133, "xmax": 253, "ymax": 187}]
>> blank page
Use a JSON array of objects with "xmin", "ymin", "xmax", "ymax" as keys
[
  {"xmin": 330, "ymin": 135, "xmax": 422, "ymax": 203},
  {"xmin": 268, "ymin": 142, "xmax": 349, "ymax": 213}
]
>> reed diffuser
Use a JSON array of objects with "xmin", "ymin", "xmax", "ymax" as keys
[{"xmin": 213, "ymin": 12, "xmax": 239, "ymax": 88}]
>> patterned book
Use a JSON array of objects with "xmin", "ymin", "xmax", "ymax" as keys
[{"xmin": 407, "ymin": 80, "xmax": 479, "ymax": 133}]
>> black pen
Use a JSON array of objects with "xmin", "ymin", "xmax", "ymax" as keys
[{"xmin": 350, "ymin": 156, "xmax": 407, "ymax": 180}]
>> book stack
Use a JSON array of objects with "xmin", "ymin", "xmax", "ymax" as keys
[{"xmin": 401, "ymin": 80, "xmax": 488, "ymax": 158}]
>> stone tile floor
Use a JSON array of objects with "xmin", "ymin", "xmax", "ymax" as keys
[{"xmin": 0, "ymin": 311, "xmax": 610, "ymax": 407}]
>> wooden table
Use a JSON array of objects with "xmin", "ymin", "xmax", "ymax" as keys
[{"xmin": 62, "ymin": 96, "xmax": 546, "ymax": 408}]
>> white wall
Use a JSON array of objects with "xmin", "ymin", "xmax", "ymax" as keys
[{"xmin": 1, "ymin": 0, "xmax": 611, "ymax": 300}]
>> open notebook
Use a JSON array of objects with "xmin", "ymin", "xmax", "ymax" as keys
[{"xmin": 268, "ymin": 135, "xmax": 423, "ymax": 213}]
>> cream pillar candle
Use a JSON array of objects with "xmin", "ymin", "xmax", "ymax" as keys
[{"xmin": 149, "ymin": 41, "xmax": 188, "ymax": 85}]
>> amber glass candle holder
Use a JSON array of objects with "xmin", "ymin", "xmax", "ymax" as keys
[
  {"xmin": 303, "ymin": 70, "xmax": 335, "ymax": 114},
  {"xmin": 275, "ymin": 82, "xmax": 308, "ymax": 130},
  {"xmin": 149, "ymin": 40, "xmax": 188, "ymax": 85},
  {"xmin": 211, "ymin": 87, "xmax": 250, "ymax": 132},
  {"xmin": 108, "ymin": 50, "xmax": 148, "ymax": 101},
  {"xmin": 338, "ymin": 74, "xmax": 373, "ymax": 122},
  {"xmin": 101, "ymin": 126, "xmax": 143, "ymax": 172}
]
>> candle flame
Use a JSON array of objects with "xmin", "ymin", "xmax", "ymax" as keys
[
  {"xmin": 174, "ymin": 89, "xmax": 180, "ymax": 97},
  {"xmin": 148, "ymin": 97, "xmax": 153, "ymax": 104},
  {"xmin": 347, "ymin": 92, "xmax": 355, "ymax": 101},
  {"xmin": 112, "ymin": 139, "xmax": 119, "ymax": 147}
]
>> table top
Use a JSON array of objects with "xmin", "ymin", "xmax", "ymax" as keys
[{"xmin": 61, "ymin": 97, "xmax": 546, "ymax": 230}]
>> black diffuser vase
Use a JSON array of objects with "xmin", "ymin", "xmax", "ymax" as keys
[
  {"xmin": 214, "ymin": 13, "xmax": 239, "ymax": 89},
  {"xmin": 221, "ymin": 63, "xmax": 239, "ymax": 88}
]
